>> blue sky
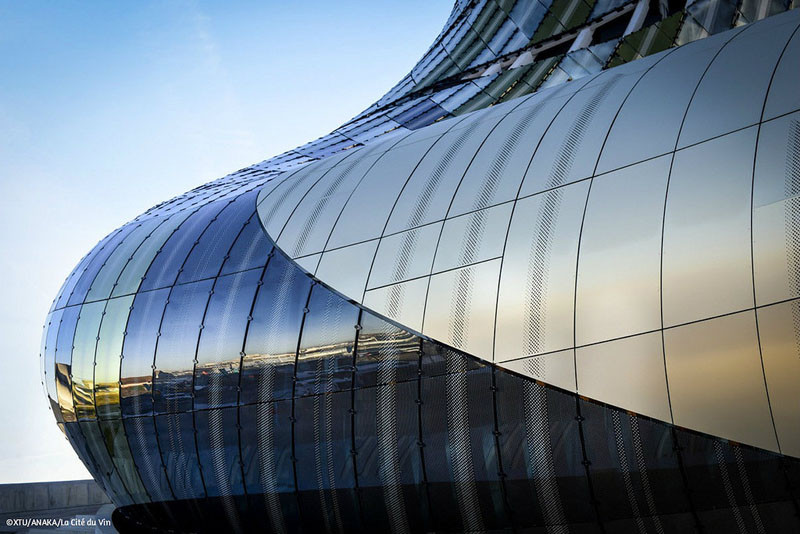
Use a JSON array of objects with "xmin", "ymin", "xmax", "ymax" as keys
[{"xmin": 0, "ymin": 0, "xmax": 451, "ymax": 483}]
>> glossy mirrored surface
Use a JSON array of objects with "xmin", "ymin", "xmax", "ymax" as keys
[
  {"xmin": 576, "ymin": 332, "xmax": 671, "ymax": 421},
  {"xmin": 662, "ymin": 128, "xmax": 756, "ymax": 326},
  {"xmin": 678, "ymin": 12, "xmax": 800, "ymax": 147},
  {"xmin": 496, "ymin": 181, "xmax": 589, "ymax": 360},
  {"xmin": 576, "ymin": 156, "xmax": 669, "ymax": 344},
  {"xmin": 756, "ymin": 300, "xmax": 800, "ymax": 457},
  {"xmin": 752, "ymin": 111, "xmax": 800, "ymax": 306},
  {"xmin": 663, "ymin": 311, "xmax": 777, "ymax": 452},
  {"xmin": 423, "ymin": 259, "xmax": 501, "ymax": 358}
]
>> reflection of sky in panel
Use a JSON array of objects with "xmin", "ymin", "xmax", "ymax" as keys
[
  {"xmin": 153, "ymin": 279, "xmax": 213, "ymax": 414},
  {"xmin": 240, "ymin": 252, "xmax": 311, "ymax": 404},
  {"xmin": 1, "ymin": 0, "xmax": 450, "ymax": 483},
  {"xmin": 140, "ymin": 200, "xmax": 229, "ymax": 291},
  {"xmin": 177, "ymin": 189, "xmax": 260, "ymax": 283},
  {"xmin": 67, "ymin": 226, "xmax": 138, "ymax": 306},
  {"xmin": 94, "ymin": 295, "xmax": 135, "ymax": 419}
]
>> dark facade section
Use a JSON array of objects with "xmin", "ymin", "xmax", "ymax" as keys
[{"xmin": 51, "ymin": 244, "xmax": 797, "ymax": 533}]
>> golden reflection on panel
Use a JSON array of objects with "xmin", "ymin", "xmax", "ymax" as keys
[
  {"xmin": 55, "ymin": 362, "xmax": 75, "ymax": 423},
  {"xmin": 423, "ymin": 259, "xmax": 500, "ymax": 360},
  {"xmin": 663, "ymin": 311, "xmax": 777, "ymax": 452},
  {"xmin": 95, "ymin": 295, "xmax": 134, "ymax": 419},
  {"xmin": 500, "ymin": 349, "xmax": 576, "ymax": 392},
  {"xmin": 662, "ymin": 128, "xmax": 756, "ymax": 326},
  {"xmin": 756, "ymin": 300, "xmax": 800, "ymax": 457},
  {"xmin": 752, "ymin": 111, "xmax": 800, "ymax": 306},
  {"xmin": 576, "ymin": 332, "xmax": 671, "ymax": 422},
  {"xmin": 576, "ymin": 156, "xmax": 669, "ymax": 345},
  {"xmin": 71, "ymin": 301, "xmax": 106, "ymax": 421}
]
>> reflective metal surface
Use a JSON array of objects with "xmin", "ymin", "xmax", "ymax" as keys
[{"xmin": 39, "ymin": 3, "xmax": 800, "ymax": 532}]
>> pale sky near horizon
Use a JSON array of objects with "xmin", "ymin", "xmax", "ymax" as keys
[{"xmin": 0, "ymin": 0, "xmax": 451, "ymax": 484}]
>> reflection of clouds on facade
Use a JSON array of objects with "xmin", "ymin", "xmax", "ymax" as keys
[{"xmin": 39, "ymin": 2, "xmax": 800, "ymax": 531}]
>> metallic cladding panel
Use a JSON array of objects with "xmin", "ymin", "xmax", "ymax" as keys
[
  {"xmin": 763, "ymin": 23, "xmax": 800, "ymax": 121},
  {"xmin": 678, "ymin": 12, "xmax": 800, "ymax": 148},
  {"xmin": 662, "ymin": 127, "xmax": 757, "ymax": 326},
  {"xmin": 38, "ymin": 5, "xmax": 800, "ymax": 531},
  {"xmin": 753, "ymin": 111, "xmax": 800, "ymax": 306},
  {"xmin": 575, "ymin": 156, "xmax": 670, "ymax": 345},
  {"xmin": 663, "ymin": 311, "xmax": 778, "ymax": 452},
  {"xmin": 495, "ymin": 181, "xmax": 590, "ymax": 360},
  {"xmin": 596, "ymin": 27, "xmax": 742, "ymax": 174}
]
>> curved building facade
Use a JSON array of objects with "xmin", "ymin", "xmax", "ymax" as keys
[{"xmin": 40, "ymin": 1, "xmax": 800, "ymax": 532}]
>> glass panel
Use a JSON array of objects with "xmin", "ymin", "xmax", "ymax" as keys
[
  {"xmin": 420, "ymin": 366, "xmax": 499, "ymax": 531},
  {"xmin": 495, "ymin": 181, "xmax": 590, "ymax": 361},
  {"xmin": 64, "ymin": 422, "xmax": 107, "ymax": 494},
  {"xmin": 315, "ymin": 240, "xmax": 379, "ymax": 301},
  {"xmin": 71, "ymin": 301, "xmax": 106, "ymax": 421},
  {"xmin": 663, "ymin": 311, "xmax": 777, "ymax": 451},
  {"xmin": 98, "ymin": 418, "xmax": 149, "ymax": 502},
  {"xmin": 124, "ymin": 415, "xmax": 173, "ymax": 503},
  {"xmin": 326, "ymin": 136, "xmax": 453, "ymax": 249},
  {"xmin": 520, "ymin": 68, "xmax": 649, "ymax": 197},
  {"xmin": 675, "ymin": 428, "xmax": 789, "ymax": 531},
  {"xmin": 195, "ymin": 270, "xmax": 261, "ymax": 410},
  {"xmin": 432, "ymin": 203, "xmax": 512, "ymax": 273},
  {"xmin": 384, "ymin": 110, "xmax": 508, "ymax": 234},
  {"xmin": 53, "ymin": 247, "xmax": 100, "ymax": 311},
  {"xmin": 662, "ymin": 128, "xmax": 756, "ymax": 326},
  {"xmin": 79, "ymin": 420, "xmax": 133, "ymax": 506},
  {"xmin": 678, "ymin": 12, "xmax": 800, "ymax": 147},
  {"xmin": 121, "ymin": 288, "xmax": 169, "ymax": 417},
  {"xmin": 494, "ymin": 369, "xmax": 594, "ymax": 527},
  {"xmin": 177, "ymin": 189, "xmax": 260, "ymax": 284},
  {"xmin": 355, "ymin": 313, "xmax": 419, "ymax": 389},
  {"xmin": 42, "ymin": 309, "xmax": 64, "ymax": 416},
  {"xmin": 195, "ymin": 408, "xmax": 245, "ymax": 500},
  {"xmin": 140, "ymin": 200, "xmax": 228, "ymax": 291},
  {"xmin": 575, "ymin": 156, "xmax": 669, "ymax": 345},
  {"xmin": 763, "ymin": 21, "xmax": 800, "ymax": 121},
  {"xmin": 112, "ymin": 209, "xmax": 194, "ymax": 297},
  {"xmin": 353, "ymin": 380, "xmax": 425, "ymax": 532},
  {"xmin": 294, "ymin": 391, "xmax": 360, "ymax": 531},
  {"xmin": 155, "ymin": 412, "xmax": 206, "ymax": 500},
  {"xmin": 367, "ymin": 222, "xmax": 442, "ymax": 289},
  {"xmin": 278, "ymin": 151, "xmax": 383, "ymax": 258},
  {"xmin": 241, "ymin": 253, "xmax": 310, "ymax": 405},
  {"xmin": 153, "ymin": 279, "xmax": 213, "ymax": 414},
  {"xmin": 239, "ymin": 401, "xmax": 299, "ymax": 532},
  {"xmin": 95, "ymin": 295, "xmax": 134, "ymax": 419},
  {"xmin": 67, "ymin": 224, "xmax": 137, "ymax": 306},
  {"xmin": 423, "ymin": 258, "xmax": 501, "ymax": 358},
  {"xmin": 597, "ymin": 28, "xmax": 742, "ymax": 174},
  {"xmin": 448, "ymin": 83, "xmax": 580, "ymax": 217},
  {"xmin": 363, "ymin": 277, "xmax": 429, "ymax": 334},
  {"xmin": 579, "ymin": 399, "xmax": 693, "ymax": 527},
  {"xmin": 576, "ymin": 332, "xmax": 671, "ymax": 421},
  {"xmin": 755, "ymin": 300, "xmax": 800, "ymax": 457},
  {"xmin": 295, "ymin": 285, "xmax": 359, "ymax": 398},
  {"xmin": 752, "ymin": 112, "xmax": 800, "ymax": 306},
  {"xmin": 54, "ymin": 305, "xmax": 81, "ymax": 422},
  {"xmin": 85, "ymin": 217, "xmax": 162, "ymax": 302},
  {"xmin": 219, "ymin": 213, "xmax": 271, "ymax": 276}
]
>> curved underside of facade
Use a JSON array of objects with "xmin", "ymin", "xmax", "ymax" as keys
[{"xmin": 40, "ymin": 1, "xmax": 800, "ymax": 532}]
